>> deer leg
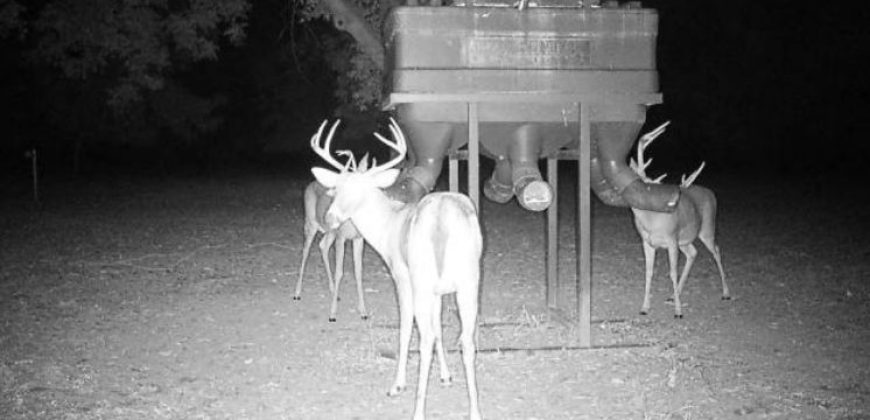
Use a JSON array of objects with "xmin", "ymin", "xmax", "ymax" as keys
[
  {"xmin": 412, "ymin": 293, "xmax": 438, "ymax": 420},
  {"xmin": 352, "ymin": 237, "xmax": 367, "ymax": 319},
  {"xmin": 667, "ymin": 244, "xmax": 683, "ymax": 318},
  {"xmin": 318, "ymin": 233, "xmax": 336, "ymax": 294},
  {"xmin": 456, "ymin": 286, "xmax": 482, "ymax": 420},
  {"xmin": 294, "ymin": 227, "xmax": 317, "ymax": 300},
  {"xmin": 676, "ymin": 243, "xmax": 698, "ymax": 298},
  {"xmin": 432, "ymin": 295, "xmax": 452, "ymax": 386},
  {"xmin": 328, "ymin": 236, "xmax": 346, "ymax": 322},
  {"xmin": 701, "ymin": 238, "xmax": 731, "ymax": 300},
  {"xmin": 640, "ymin": 241, "xmax": 656, "ymax": 315},
  {"xmin": 388, "ymin": 276, "xmax": 413, "ymax": 397}
]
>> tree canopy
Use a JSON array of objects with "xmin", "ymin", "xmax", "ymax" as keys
[
  {"xmin": 1, "ymin": 0, "xmax": 404, "ymax": 158},
  {"xmin": 28, "ymin": 0, "xmax": 249, "ymax": 108}
]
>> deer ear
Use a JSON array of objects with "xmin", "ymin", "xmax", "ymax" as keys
[
  {"xmin": 370, "ymin": 169, "xmax": 400, "ymax": 188},
  {"xmin": 312, "ymin": 167, "xmax": 340, "ymax": 188}
]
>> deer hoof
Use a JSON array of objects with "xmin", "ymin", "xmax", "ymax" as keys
[
  {"xmin": 440, "ymin": 376, "xmax": 453, "ymax": 387},
  {"xmin": 674, "ymin": 314, "xmax": 683, "ymax": 319},
  {"xmin": 328, "ymin": 317, "xmax": 336, "ymax": 323},
  {"xmin": 292, "ymin": 295, "xmax": 301, "ymax": 301},
  {"xmin": 722, "ymin": 295, "xmax": 732, "ymax": 301},
  {"xmin": 665, "ymin": 297, "xmax": 675, "ymax": 303},
  {"xmin": 387, "ymin": 385, "xmax": 406, "ymax": 397},
  {"xmin": 640, "ymin": 310, "xmax": 649, "ymax": 316},
  {"xmin": 360, "ymin": 314, "xmax": 369, "ymax": 321}
]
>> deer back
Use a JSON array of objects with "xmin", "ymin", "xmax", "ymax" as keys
[
  {"xmin": 404, "ymin": 192, "xmax": 482, "ymax": 293},
  {"xmin": 681, "ymin": 185, "xmax": 716, "ymax": 222},
  {"xmin": 681, "ymin": 184, "xmax": 717, "ymax": 241}
]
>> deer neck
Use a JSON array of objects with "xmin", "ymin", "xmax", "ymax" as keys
[
  {"xmin": 346, "ymin": 188, "xmax": 411, "ymax": 260},
  {"xmin": 630, "ymin": 207, "xmax": 651, "ymax": 226}
]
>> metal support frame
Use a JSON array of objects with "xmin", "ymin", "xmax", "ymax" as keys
[{"xmin": 386, "ymin": 92, "xmax": 660, "ymax": 348}]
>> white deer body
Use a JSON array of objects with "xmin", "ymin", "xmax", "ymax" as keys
[
  {"xmin": 630, "ymin": 122, "xmax": 731, "ymax": 318},
  {"xmin": 311, "ymin": 119, "xmax": 482, "ymax": 420},
  {"xmin": 294, "ymin": 180, "xmax": 367, "ymax": 322}
]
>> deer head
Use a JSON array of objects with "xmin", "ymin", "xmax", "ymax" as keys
[{"xmin": 311, "ymin": 118, "xmax": 407, "ymax": 229}]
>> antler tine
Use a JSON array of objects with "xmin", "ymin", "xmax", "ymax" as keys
[
  {"xmin": 358, "ymin": 153, "xmax": 370, "ymax": 172},
  {"xmin": 309, "ymin": 120, "xmax": 327, "ymax": 149},
  {"xmin": 640, "ymin": 121, "xmax": 671, "ymax": 143},
  {"xmin": 370, "ymin": 117, "xmax": 407, "ymax": 173},
  {"xmin": 633, "ymin": 121, "xmax": 671, "ymax": 183},
  {"xmin": 681, "ymin": 161, "xmax": 706, "ymax": 188},
  {"xmin": 651, "ymin": 173, "xmax": 667, "ymax": 184},
  {"xmin": 310, "ymin": 119, "xmax": 345, "ymax": 171},
  {"xmin": 336, "ymin": 150, "xmax": 357, "ymax": 172},
  {"xmin": 632, "ymin": 139, "xmax": 652, "ymax": 180}
]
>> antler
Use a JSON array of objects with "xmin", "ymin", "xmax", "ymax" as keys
[
  {"xmin": 357, "ymin": 153, "xmax": 370, "ymax": 172},
  {"xmin": 369, "ymin": 117, "xmax": 408, "ymax": 174},
  {"xmin": 630, "ymin": 121, "xmax": 670, "ymax": 184},
  {"xmin": 336, "ymin": 150, "xmax": 357, "ymax": 172},
  {"xmin": 680, "ymin": 161, "xmax": 706, "ymax": 188},
  {"xmin": 310, "ymin": 119, "xmax": 346, "ymax": 171}
]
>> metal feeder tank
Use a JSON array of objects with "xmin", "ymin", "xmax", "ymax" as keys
[{"xmin": 383, "ymin": 3, "xmax": 680, "ymax": 212}]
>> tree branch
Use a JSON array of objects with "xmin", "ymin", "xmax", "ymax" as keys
[{"xmin": 320, "ymin": 0, "xmax": 384, "ymax": 70}]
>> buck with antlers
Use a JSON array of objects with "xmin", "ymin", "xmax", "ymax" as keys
[
  {"xmin": 310, "ymin": 118, "xmax": 483, "ymax": 420},
  {"xmin": 629, "ymin": 121, "xmax": 731, "ymax": 318},
  {"xmin": 294, "ymin": 120, "xmax": 369, "ymax": 322}
]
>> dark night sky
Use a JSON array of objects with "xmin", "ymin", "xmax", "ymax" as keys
[{"xmin": 647, "ymin": 0, "xmax": 869, "ymax": 173}]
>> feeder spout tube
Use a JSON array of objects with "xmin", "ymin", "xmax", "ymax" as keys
[
  {"xmin": 384, "ymin": 120, "xmax": 451, "ymax": 204},
  {"xmin": 483, "ymin": 124, "xmax": 553, "ymax": 211},
  {"xmin": 592, "ymin": 122, "xmax": 680, "ymax": 212},
  {"xmin": 483, "ymin": 156, "xmax": 514, "ymax": 204}
]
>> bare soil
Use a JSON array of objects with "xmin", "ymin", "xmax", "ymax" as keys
[{"xmin": 1, "ymin": 170, "xmax": 868, "ymax": 419}]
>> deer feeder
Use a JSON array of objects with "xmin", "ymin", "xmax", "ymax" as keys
[
  {"xmin": 382, "ymin": 2, "xmax": 679, "ymax": 346},
  {"xmin": 384, "ymin": 3, "xmax": 679, "ymax": 211}
]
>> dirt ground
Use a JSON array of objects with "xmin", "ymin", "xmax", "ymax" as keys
[{"xmin": 1, "ymin": 168, "xmax": 868, "ymax": 420}]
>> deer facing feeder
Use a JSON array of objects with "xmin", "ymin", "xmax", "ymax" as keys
[{"xmin": 629, "ymin": 122, "xmax": 732, "ymax": 318}]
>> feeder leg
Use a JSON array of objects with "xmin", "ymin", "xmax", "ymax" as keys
[
  {"xmin": 547, "ymin": 157, "xmax": 559, "ymax": 309},
  {"xmin": 577, "ymin": 103, "xmax": 592, "ymax": 348},
  {"xmin": 449, "ymin": 154, "xmax": 459, "ymax": 193},
  {"xmin": 467, "ymin": 102, "xmax": 482, "ymax": 329},
  {"xmin": 467, "ymin": 102, "xmax": 480, "ymax": 211}
]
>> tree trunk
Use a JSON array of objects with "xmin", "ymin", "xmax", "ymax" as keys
[{"xmin": 320, "ymin": 0, "xmax": 385, "ymax": 70}]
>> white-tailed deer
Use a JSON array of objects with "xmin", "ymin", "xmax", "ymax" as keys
[
  {"xmin": 629, "ymin": 122, "xmax": 731, "ymax": 318},
  {"xmin": 294, "ymin": 120, "xmax": 368, "ymax": 322},
  {"xmin": 311, "ymin": 118, "xmax": 483, "ymax": 420}
]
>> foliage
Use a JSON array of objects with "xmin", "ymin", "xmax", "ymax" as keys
[
  {"xmin": 29, "ymin": 0, "xmax": 250, "ymax": 110},
  {"xmin": 0, "ymin": 0, "xmax": 252, "ymax": 152},
  {"xmin": 0, "ymin": 0, "xmax": 25, "ymax": 38},
  {"xmin": 297, "ymin": 0, "xmax": 385, "ymax": 110},
  {"xmin": 1, "ymin": 0, "xmax": 401, "ymax": 154}
]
